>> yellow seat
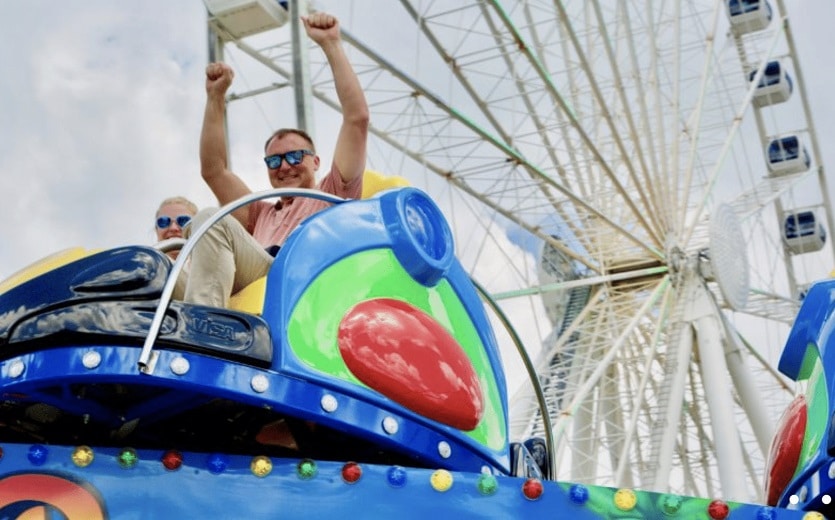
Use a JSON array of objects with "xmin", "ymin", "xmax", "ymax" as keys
[
  {"xmin": 227, "ymin": 170, "xmax": 410, "ymax": 315},
  {"xmin": 361, "ymin": 169, "xmax": 410, "ymax": 199},
  {"xmin": 0, "ymin": 247, "xmax": 94, "ymax": 293},
  {"xmin": 228, "ymin": 276, "xmax": 268, "ymax": 314}
]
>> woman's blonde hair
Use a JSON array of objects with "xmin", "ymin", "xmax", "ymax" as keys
[{"xmin": 156, "ymin": 196, "xmax": 198, "ymax": 217}]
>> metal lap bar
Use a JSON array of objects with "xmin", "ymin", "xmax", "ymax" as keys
[
  {"xmin": 471, "ymin": 277, "xmax": 557, "ymax": 481},
  {"xmin": 137, "ymin": 188, "xmax": 347, "ymax": 374}
]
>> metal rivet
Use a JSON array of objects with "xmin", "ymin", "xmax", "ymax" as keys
[
  {"xmin": 169, "ymin": 357, "xmax": 190, "ymax": 376},
  {"xmin": 8, "ymin": 359, "xmax": 25, "ymax": 378},
  {"xmin": 321, "ymin": 394, "xmax": 338, "ymax": 412},
  {"xmin": 82, "ymin": 351, "xmax": 101, "ymax": 369},
  {"xmin": 382, "ymin": 416, "xmax": 399, "ymax": 434},
  {"xmin": 251, "ymin": 374, "xmax": 269, "ymax": 393},
  {"xmin": 438, "ymin": 441, "xmax": 452, "ymax": 458}
]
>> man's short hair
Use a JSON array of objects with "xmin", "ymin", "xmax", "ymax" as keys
[{"xmin": 264, "ymin": 128, "xmax": 316, "ymax": 153}]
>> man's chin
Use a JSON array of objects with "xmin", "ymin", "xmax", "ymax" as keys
[{"xmin": 272, "ymin": 179, "xmax": 302, "ymax": 190}]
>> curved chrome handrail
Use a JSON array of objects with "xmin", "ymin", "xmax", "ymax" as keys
[
  {"xmin": 137, "ymin": 188, "xmax": 347, "ymax": 372},
  {"xmin": 471, "ymin": 277, "xmax": 557, "ymax": 481}
]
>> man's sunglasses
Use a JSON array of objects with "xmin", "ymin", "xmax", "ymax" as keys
[
  {"xmin": 156, "ymin": 215, "xmax": 193, "ymax": 229},
  {"xmin": 264, "ymin": 149, "xmax": 314, "ymax": 169}
]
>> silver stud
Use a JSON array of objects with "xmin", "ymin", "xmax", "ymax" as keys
[
  {"xmin": 82, "ymin": 351, "xmax": 101, "ymax": 369},
  {"xmin": 251, "ymin": 374, "xmax": 269, "ymax": 393},
  {"xmin": 170, "ymin": 356, "xmax": 190, "ymax": 376},
  {"xmin": 8, "ymin": 359, "xmax": 24, "ymax": 378},
  {"xmin": 438, "ymin": 441, "xmax": 452, "ymax": 459},
  {"xmin": 382, "ymin": 416, "xmax": 399, "ymax": 434},
  {"xmin": 321, "ymin": 394, "xmax": 338, "ymax": 412}
]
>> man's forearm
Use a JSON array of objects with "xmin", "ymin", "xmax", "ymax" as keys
[
  {"xmin": 321, "ymin": 41, "xmax": 369, "ymax": 125},
  {"xmin": 200, "ymin": 95, "xmax": 229, "ymax": 182}
]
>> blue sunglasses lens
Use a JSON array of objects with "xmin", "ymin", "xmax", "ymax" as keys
[
  {"xmin": 264, "ymin": 150, "xmax": 311, "ymax": 169},
  {"xmin": 264, "ymin": 155, "xmax": 282, "ymax": 169},
  {"xmin": 156, "ymin": 215, "xmax": 192, "ymax": 229},
  {"xmin": 284, "ymin": 150, "xmax": 305, "ymax": 165}
]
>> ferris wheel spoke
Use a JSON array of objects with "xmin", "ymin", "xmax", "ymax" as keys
[
  {"xmin": 316, "ymin": 28, "xmax": 661, "ymax": 266},
  {"xmin": 613, "ymin": 288, "xmax": 674, "ymax": 486},
  {"xmin": 549, "ymin": 0, "xmax": 670, "ymax": 244},
  {"xmin": 360, "ymin": 2, "xmax": 669, "ymax": 251},
  {"xmin": 645, "ymin": 289, "xmax": 693, "ymax": 491},
  {"xmin": 550, "ymin": 277, "xmax": 669, "ymax": 451}
]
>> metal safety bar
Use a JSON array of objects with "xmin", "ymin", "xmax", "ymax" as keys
[{"xmin": 471, "ymin": 278, "xmax": 557, "ymax": 481}]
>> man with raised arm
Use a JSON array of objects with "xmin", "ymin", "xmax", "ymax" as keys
[{"xmin": 184, "ymin": 11, "xmax": 369, "ymax": 307}]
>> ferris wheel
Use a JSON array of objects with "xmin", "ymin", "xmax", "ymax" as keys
[{"xmin": 204, "ymin": 0, "xmax": 835, "ymax": 504}]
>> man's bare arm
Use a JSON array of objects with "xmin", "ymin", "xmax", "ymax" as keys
[
  {"xmin": 303, "ymin": 13, "xmax": 369, "ymax": 185},
  {"xmin": 200, "ymin": 62, "xmax": 252, "ymax": 225}
]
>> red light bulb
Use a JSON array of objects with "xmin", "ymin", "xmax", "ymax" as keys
[
  {"xmin": 522, "ymin": 478, "xmax": 543, "ymax": 500},
  {"xmin": 162, "ymin": 450, "xmax": 183, "ymax": 471},
  {"xmin": 342, "ymin": 462, "xmax": 362, "ymax": 483},
  {"xmin": 707, "ymin": 499, "xmax": 729, "ymax": 519}
]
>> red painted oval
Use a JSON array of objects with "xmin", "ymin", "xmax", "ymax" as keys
[{"xmin": 338, "ymin": 298, "xmax": 484, "ymax": 430}]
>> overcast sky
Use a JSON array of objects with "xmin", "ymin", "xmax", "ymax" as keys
[
  {"xmin": 0, "ymin": 1, "xmax": 210, "ymax": 276},
  {"xmin": 0, "ymin": 0, "xmax": 829, "ymax": 272},
  {"xmin": 1, "ymin": 1, "xmax": 832, "ymax": 382}
]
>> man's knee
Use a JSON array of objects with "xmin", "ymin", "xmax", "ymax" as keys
[{"xmin": 184, "ymin": 207, "xmax": 219, "ymax": 239}]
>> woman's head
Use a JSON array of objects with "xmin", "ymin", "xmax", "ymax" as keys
[{"xmin": 155, "ymin": 196, "xmax": 198, "ymax": 242}]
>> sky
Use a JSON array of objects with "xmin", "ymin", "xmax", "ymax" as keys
[
  {"xmin": 0, "ymin": 0, "xmax": 831, "ymax": 277},
  {"xmin": 0, "ymin": 0, "xmax": 833, "ymax": 391},
  {"xmin": 0, "ymin": 1, "xmax": 211, "ymax": 275}
]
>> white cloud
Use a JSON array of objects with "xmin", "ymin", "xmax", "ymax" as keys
[{"xmin": 0, "ymin": 1, "xmax": 210, "ymax": 277}]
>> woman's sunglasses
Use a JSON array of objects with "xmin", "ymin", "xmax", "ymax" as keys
[
  {"xmin": 263, "ymin": 149, "xmax": 314, "ymax": 169},
  {"xmin": 156, "ymin": 215, "xmax": 192, "ymax": 229}
]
